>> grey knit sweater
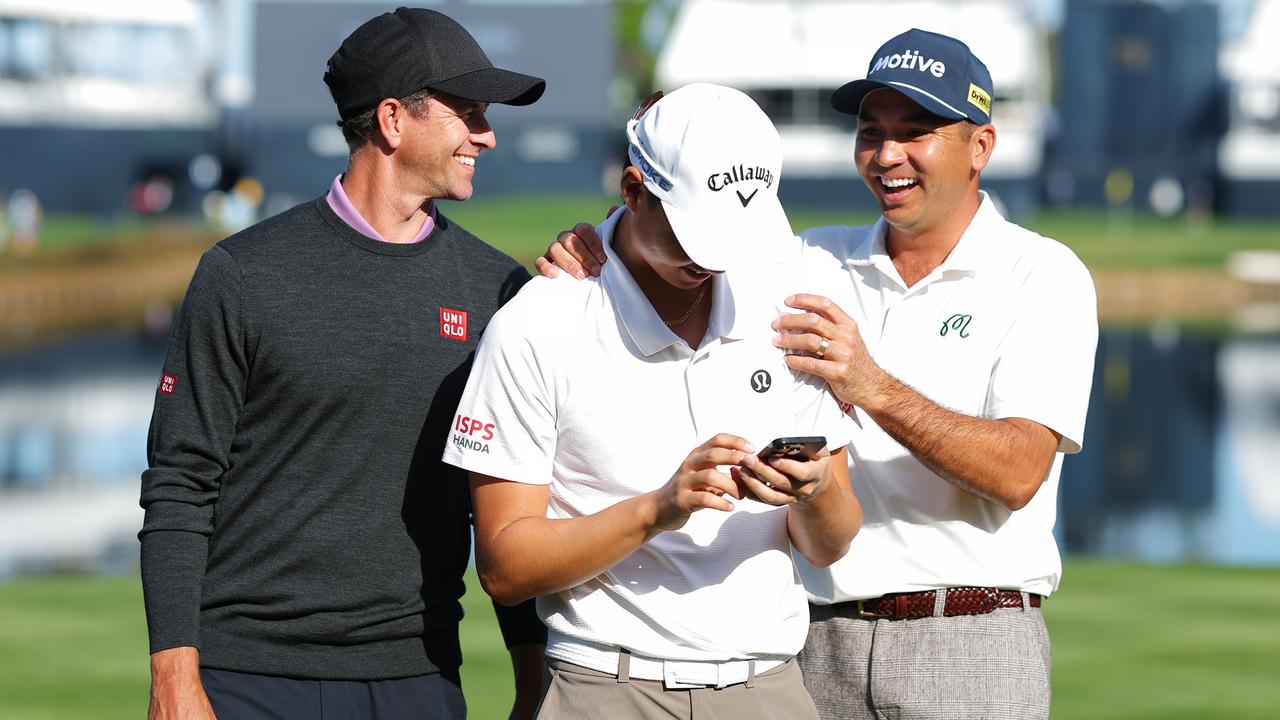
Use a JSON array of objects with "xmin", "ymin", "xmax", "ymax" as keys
[{"xmin": 139, "ymin": 197, "xmax": 541, "ymax": 680}]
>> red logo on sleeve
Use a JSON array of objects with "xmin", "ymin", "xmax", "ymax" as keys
[
  {"xmin": 159, "ymin": 373, "xmax": 177, "ymax": 395},
  {"xmin": 440, "ymin": 308, "xmax": 469, "ymax": 341},
  {"xmin": 451, "ymin": 413, "xmax": 496, "ymax": 454}
]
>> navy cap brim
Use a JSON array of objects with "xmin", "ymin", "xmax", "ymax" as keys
[
  {"xmin": 428, "ymin": 66, "xmax": 545, "ymax": 106},
  {"xmin": 830, "ymin": 79, "xmax": 969, "ymax": 121}
]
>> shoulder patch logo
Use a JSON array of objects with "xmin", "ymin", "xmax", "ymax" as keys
[
  {"xmin": 452, "ymin": 413, "xmax": 495, "ymax": 453},
  {"xmin": 440, "ymin": 308, "xmax": 469, "ymax": 341},
  {"xmin": 159, "ymin": 373, "xmax": 177, "ymax": 395}
]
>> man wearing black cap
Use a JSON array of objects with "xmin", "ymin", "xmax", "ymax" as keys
[
  {"xmin": 539, "ymin": 27, "xmax": 1097, "ymax": 720},
  {"xmin": 140, "ymin": 8, "xmax": 547, "ymax": 719}
]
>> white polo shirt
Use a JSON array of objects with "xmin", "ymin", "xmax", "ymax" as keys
[
  {"xmin": 794, "ymin": 192, "xmax": 1098, "ymax": 602},
  {"xmin": 443, "ymin": 211, "xmax": 853, "ymax": 669}
]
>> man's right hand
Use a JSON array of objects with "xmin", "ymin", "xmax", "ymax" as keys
[
  {"xmin": 650, "ymin": 434, "xmax": 753, "ymax": 534},
  {"xmin": 534, "ymin": 218, "xmax": 610, "ymax": 280},
  {"xmin": 148, "ymin": 646, "xmax": 217, "ymax": 720}
]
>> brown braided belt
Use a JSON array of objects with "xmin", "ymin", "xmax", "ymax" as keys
[{"xmin": 850, "ymin": 587, "xmax": 1041, "ymax": 620}]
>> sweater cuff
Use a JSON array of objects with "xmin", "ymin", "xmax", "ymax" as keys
[{"xmin": 140, "ymin": 530, "xmax": 210, "ymax": 653}]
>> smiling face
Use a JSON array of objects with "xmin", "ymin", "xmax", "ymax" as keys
[
  {"xmin": 398, "ymin": 92, "xmax": 495, "ymax": 202},
  {"xmin": 854, "ymin": 89, "xmax": 994, "ymax": 243}
]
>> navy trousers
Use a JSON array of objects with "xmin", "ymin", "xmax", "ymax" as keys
[{"xmin": 201, "ymin": 667, "xmax": 466, "ymax": 720}]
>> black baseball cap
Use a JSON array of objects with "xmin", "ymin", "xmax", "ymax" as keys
[
  {"xmin": 324, "ymin": 6, "xmax": 546, "ymax": 121},
  {"xmin": 830, "ymin": 29, "xmax": 993, "ymax": 124}
]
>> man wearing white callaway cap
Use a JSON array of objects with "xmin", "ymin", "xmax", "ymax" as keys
[
  {"xmin": 539, "ymin": 28, "xmax": 1097, "ymax": 720},
  {"xmin": 443, "ymin": 83, "xmax": 861, "ymax": 718}
]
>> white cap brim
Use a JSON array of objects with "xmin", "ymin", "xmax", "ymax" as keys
[{"xmin": 660, "ymin": 190, "xmax": 797, "ymax": 272}]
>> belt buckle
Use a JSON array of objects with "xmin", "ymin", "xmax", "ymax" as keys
[
  {"xmin": 857, "ymin": 598, "xmax": 890, "ymax": 619},
  {"xmin": 663, "ymin": 660, "xmax": 717, "ymax": 689}
]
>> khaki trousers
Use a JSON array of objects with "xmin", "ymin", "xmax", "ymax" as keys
[{"xmin": 536, "ymin": 657, "xmax": 819, "ymax": 720}]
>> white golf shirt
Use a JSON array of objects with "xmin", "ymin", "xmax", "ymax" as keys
[
  {"xmin": 795, "ymin": 192, "xmax": 1098, "ymax": 602},
  {"xmin": 443, "ymin": 211, "xmax": 853, "ymax": 670}
]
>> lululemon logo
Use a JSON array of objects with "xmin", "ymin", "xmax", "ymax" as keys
[
  {"xmin": 751, "ymin": 370, "xmax": 772, "ymax": 393},
  {"xmin": 736, "ymin": 188, "xmax": 759, "ymax": 207},
  {"xmin": 940, "ymin": 314, "xmax": 972, "ymax": 338}
]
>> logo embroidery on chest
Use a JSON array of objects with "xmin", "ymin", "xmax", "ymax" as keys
[
  {"xmin": 940, "ymin": 313, "xmax": 973, "ymax": 338},
  {"xmin": 440, "ymin": 308, "xmax": 469, "ymax": 341},
  {"xmin": 750, "ymin": 369, "xmax": 772, "ymax": 393},
  {"xmin": 158, "ymin": 373, "xmax": 177, "ymax": 395}
]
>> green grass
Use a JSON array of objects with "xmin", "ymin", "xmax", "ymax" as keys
[
  {"xmin": 437, "ymin": 193, "xmax": 1280, "ymax": 272},
  {"xmin": 2, "ymin": 560, "xmax": 1278, "ymax": 719},
  {"xmin": 1044, "ymin": 561, "xmax": 1280, "ymax": 720},
  {"xmin": 8, "ymin": 195, "xmax": 1280, "ymax": 274},
  {"xmin": 0, "ymin": 571, "xmax": 516, "ymax": 720},
  {"xmin": 1024, "ymin": 212, "xmax": 1280, "ymax": 269}
]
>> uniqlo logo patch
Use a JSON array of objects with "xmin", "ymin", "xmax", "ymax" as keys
[
  {"xmin": 159, "ymin": 373, "xmax": 177, "ymax": 395},
  {"xmin": 440, "ymin": 308, "xmax": 469, "ymax": 341}
]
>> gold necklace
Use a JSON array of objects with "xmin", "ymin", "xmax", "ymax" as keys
[{"xmin": 663, "ymin": 284, "xmax": 709, "ymax": 327}]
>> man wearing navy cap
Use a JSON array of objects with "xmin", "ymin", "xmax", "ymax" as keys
[
  {"xmin": 540, "ymin": 28, "xmax": 1097, "ymax": 720},
  {"xmin": 778, "ymin": 28, "xmax": 1097, "ymax": 720},
  {"xmin": 140, "ymin": 7, "xmax": 547, "ymax": 719}
]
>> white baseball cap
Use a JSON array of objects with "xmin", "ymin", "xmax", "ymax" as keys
[{"xmin": 626, "ymin": 83, "xmax": 796, "ymax": 272}]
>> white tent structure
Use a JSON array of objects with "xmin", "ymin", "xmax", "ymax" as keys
[
  {"xmin": 655, "ymin": 0, "xmax": 1049, "ymax": 182},
  {"xmin": 1219, "ymin": 0, "xmax": 1280, "ymax": 182}
]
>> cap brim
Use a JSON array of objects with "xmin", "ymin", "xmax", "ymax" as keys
[
  {"xmin": 660, "ymin": 192, "xmax": 797, "ymax": 273},
  {"xmin": 429, "ymin": 66, "xmax": 546, "ymax": 106},
  {"xmin": 830, "ymin": 79, "xmax": 967, "ymax": 121}
]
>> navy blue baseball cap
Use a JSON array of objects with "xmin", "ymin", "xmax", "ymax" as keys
[{"xmin": 831, "ymin": 29, "xmax": 993, "ymax": 124}]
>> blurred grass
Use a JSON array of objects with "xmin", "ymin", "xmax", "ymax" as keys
[
  {"xmin": 435, "ymin": 194, "xmax": 1280, "ymax": 271},
  {"xmin": 6, "ymin": 196, "xmax": 1280, "ymax": 274},
  {"xmin": 1, "ymin": 561, "xmax": 1278, "ymax": 719},
  {"xmin": 0, "ymin": 215, "xmax": 215, "ymax": 275}
]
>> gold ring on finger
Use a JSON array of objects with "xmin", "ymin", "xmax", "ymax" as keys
[{"xmin": 816, "ymin": 338, "xmax": 830, "ymax": 359}]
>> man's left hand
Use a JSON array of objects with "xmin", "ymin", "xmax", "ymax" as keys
[
  {"xmin": 773, "ymin": 293, "xmax": 887, "ymax": 411},
  {"xmin": 733, "ymin": 449, "xmax": 831, "ymax": 506}
]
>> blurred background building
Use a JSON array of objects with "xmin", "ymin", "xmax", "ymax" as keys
[{"xmin": 2, "ymin": 0, "xmax": 1279, "ymax": 575}]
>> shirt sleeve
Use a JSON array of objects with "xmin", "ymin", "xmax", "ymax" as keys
[
  {"xmin": 138, "ymin": 245, "xmax": 248, "ymax": 653},
  {"xmin": 442, "ymin": 300, "xmax": 558, "ymax": 484},
  {"xmin": 987, "ymin": 249, "xmax": 1098, "ymax": 453},
  {"xmin": 778, "ymin": 247, "xmax": 859, "ymax": 452},
  {"xmin": 790, "ymin": 369, "xmax": 857, "ymax": 453}
]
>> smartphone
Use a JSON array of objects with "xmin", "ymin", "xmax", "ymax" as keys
[{"xmin": 757, "ymin": 436, "xmax": 827, "ymax": 462}]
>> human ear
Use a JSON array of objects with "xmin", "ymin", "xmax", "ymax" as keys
[
  {"xmin": 971, "ymin": 123, "xmax": 996, "ymax": 173},
  {"xmin": 619, "ymin": 167, "xmax": 646, "ymax": 212},
  {"xmin": 375, "ymin": 99, "xmax": 405, "ymax": 150}
]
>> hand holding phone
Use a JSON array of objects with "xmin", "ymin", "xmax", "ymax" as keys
[
  {"xmin": 737, "ymin": 436, "xmax": 830, "ymax": 505},
  {"xmin": 756, "ymin": 436, "xmax": 827, "ymax": 462}
]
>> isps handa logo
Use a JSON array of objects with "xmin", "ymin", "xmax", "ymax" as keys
[{"xmin": 452, "ymin": 414, "xmax": 496, "ymax": 454}]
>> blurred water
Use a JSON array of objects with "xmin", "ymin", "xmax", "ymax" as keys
[
  {"xmin": 1, "ymin": 326, "xmax": 1278, "ymax": 576},
  {"xmin": 1058, "ymin": 328, "xmax": 1280, "ymax": 565}
]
